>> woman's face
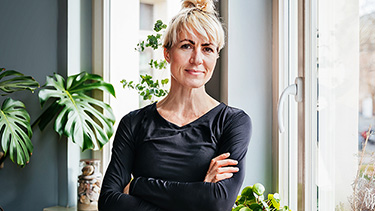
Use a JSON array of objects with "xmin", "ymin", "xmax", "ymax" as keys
[{"xmin": 164, "ymin": 30, "xmax": 219, "ymax": 89}]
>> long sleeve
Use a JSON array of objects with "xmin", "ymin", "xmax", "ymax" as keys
[
  {"xmin": 129, "ymin": 111, "xmax": 252, "ymax": 211},
  {"xmin": 98, "ymin": 114, "xmax": 163, "ymax": 211}
]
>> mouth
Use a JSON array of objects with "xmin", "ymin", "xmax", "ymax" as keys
[{"xmin": 185, "ymin": 69, "xmax": 205, "ymax": 75}]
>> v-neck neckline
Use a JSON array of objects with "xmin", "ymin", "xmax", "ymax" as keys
[{"xmin": 153, "ymin": 102, "xmax": 224, "ymax": 129}]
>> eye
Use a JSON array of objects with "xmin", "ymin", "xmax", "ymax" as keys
[
  {"xmin": 181, "ymin": 44, "xmax": 192, "ymax": 49},
  {"xmin": 203, "ymin": 47, "xmax": 214, "ymax": 53}
]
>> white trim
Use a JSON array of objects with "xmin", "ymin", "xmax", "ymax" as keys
[
  {"xmin": 304, "ymin": 0, "xmax": 318, "ymax": 210},
  {"xmin": 91, "ymin": 0, "xmax": 112, "ymax": 174}
]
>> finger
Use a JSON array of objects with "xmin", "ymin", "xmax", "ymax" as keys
[
  {"xmin": 208, "ymin": 154, "xmax": 229, "ymax": 172},
  {"xmin": 215, "ymin": 159, "xmax": 238, "ymax": 168},
  {"xmin": 214, "ymin": 173, "xmax": 234, "ymax": 182},
  {"xmin": 217, "ymin": 167, "xmax": 240, "ymax": 174},
  {"xmin": 211, "ymin": 152, "xmax": 230, "ymax": 163}
]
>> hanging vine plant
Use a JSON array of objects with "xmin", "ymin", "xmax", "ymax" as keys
[{"xmin": 121, "ymin": 20, "xmax": 170, "ymax": 101}]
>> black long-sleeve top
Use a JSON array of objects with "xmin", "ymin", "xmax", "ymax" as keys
[{"xmin": 98, "ymin": 102, "xmax": 252, "ymax": 211}]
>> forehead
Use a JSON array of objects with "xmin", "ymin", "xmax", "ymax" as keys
[{"xmin": 178, "ymin": 29, "xmax": 213, "ymax": 45}]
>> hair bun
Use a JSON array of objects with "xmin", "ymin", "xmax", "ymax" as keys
[{"xmin": 181, "ymin": 0, "xmax": 216, "ymax": 13}]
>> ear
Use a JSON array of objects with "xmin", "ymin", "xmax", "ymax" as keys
[{"xmin": 164, "ymin": 48, "xmax": 171, "ymax": 63}]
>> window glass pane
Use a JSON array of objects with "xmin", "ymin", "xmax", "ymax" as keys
[
  {"xmin": 140, "ymin": 3, "xmax": 154, "ymax": 31},
  {"xmin": 316, "ymin": 0, "xmax": 359, "ymax": 210},
  {"xmin": 356, "ymin": 0, "xmax": 375, "ymax": 210}
]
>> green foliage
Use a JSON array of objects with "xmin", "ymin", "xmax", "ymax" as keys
[
  {"xmin": 149, "ymin": 59, "xmax": 168, "ymax": 70},
  {"xmin": 153, "ymin": 19, "xmax": 167, "ymax": 32},
  {"xmin": 36, "ymin": 72, "xmax": 116, "ymax": 151},
  {"xmin": 233, "ymin": 183, "xmax": 291, "ymax": 211},
  {"xmin": 121, "ymin": 74, "xmax": 168, "ymax": 101},
  {"xmin": 0, "ymin": 68, "xmax": 39, "ymax": 95},
  {"xmin": 0, "ymin": 98, "xmax": 33, "ymax": 167},
  {"xmin": 0, "ymin": 68, "xmax": 39, "ymax": 167},
  {"xmin": 126, "ymin": 20, "xmax": 169, "ymax": 102}
]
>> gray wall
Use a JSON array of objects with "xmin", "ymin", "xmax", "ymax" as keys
[
  {"xmin": 226, "ymin": 0, "xmax": 273, "ymax": 192},
  {"xmin": 0, "ymin": 0, "xmax": 66, "ymax": 210}
]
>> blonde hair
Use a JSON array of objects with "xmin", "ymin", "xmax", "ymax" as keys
[{"xmin": 163, "ymin": 0, "xmax": 225, "ymax": 51}]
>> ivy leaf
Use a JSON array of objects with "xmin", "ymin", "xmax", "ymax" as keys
[
  {"xmin": 161, "ymin": 78, "xmax": 169, "ymax": 85},
  {"xmin": 154, "ymin": 20, "xmax": 167, "ymax": 32}
]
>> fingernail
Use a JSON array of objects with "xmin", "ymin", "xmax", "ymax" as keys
[
  {"xmin": 235, "ymin": 167, "xmax": 239, "ymax": 171},
  {"xmin": 226, "ymin": 152, "xmax": 230, "ymax": 156}
]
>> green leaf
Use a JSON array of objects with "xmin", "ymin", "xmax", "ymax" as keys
[
  {"xmin": 241, "ymin": 186, "xmax": 255, "ymax": 198},
  {"xmin": 0, "ymin": 98, "xmax": 33, "ymax": 166},
  {"xmin": 154, "ymin": 20, "xmax": 167, "ymax": 32},
  {"xmin": 161, "ymin": 78, "xmax": 169, "ymax": 85},
  {"xmin": 239, "ymin": 207, "xmax": 252, "ymax": 211},
  {"xmin": 253, "ymin": 183, "xmax": 265, "ymax": 196},
  {"xmin": 232, "ymin": 205, "xmax": 245, "ymax": 211},
  {"xmin": 249, "ymin": 203, "xmax": 263, "ymax": 211},
  {"xmin": 0, "ymin": 68, "xmax": 39, "ymax": 95},
  {"xmin": 268, "ymin": 193, "xmax": 280, "ymax": 209},
  {"xmin": 37, "ymin": 72, "xmax": 116, "ymax": 150}
]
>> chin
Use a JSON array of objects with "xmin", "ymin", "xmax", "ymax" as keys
[{"xmin": 183, "ymin": 80, "xmax": 207, "ymax": 89}]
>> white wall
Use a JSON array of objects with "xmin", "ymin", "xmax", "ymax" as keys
[{"xmin": 224, "ymin": 0, "xmax": 273, "ymax": 191}]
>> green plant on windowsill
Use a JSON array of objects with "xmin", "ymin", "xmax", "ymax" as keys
[
  {"xmin": 121, "ymin": 20, "xmax": 169, "ymax": 102},
  {"xmin": 233, "ymin": 183, "xmax": 291, "ymax": 211}
]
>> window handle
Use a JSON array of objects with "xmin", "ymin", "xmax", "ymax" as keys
[{"xmin": 277, "ymin": 77, "xmax": 303, "ymax": 133}]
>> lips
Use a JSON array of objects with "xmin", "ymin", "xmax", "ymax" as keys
[{"xmin": 185, "ymin": 69, "xmax": 204, "ymax": 75}]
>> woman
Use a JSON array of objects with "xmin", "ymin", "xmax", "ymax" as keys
[{"xmin": 98, "ymin": 0, "xmax": 252, "ymax": 210}]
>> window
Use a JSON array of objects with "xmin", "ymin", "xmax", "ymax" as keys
[
  {"xmin": 92, "ymin": 0, "xmax": 180, "ymax": 173},
  {"xmin": 275, "ymin": 0, "xmax": 365, "ymax": 210}
]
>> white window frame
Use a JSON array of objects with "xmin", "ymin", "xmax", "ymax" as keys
[
  {"xmin": 272, "ymin": 0, "xmax": 299, "ymax": 209},
  {"xmin": 92, "ymin": 0, "xmax": 180, "ymax": 174}
]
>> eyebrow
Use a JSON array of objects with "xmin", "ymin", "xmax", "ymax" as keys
[{"xmin": 180, "ymin": 39, "xmax": 215, "ymax": 47}]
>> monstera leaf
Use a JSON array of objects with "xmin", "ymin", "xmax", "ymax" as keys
[
  {"xmin": 36, "ymin": 72, "xmax": 116, "ymax": 150},
  {"xmin": 0, "ymin": 98, "xmax": 33, "ymax": 166},
  {"xmin": 0, "ymin": 68, "xmax": 39, "ymax": 167},
  {"xmin": 0, "ymin": 68, "xmax": 39, "ymax": 94}
]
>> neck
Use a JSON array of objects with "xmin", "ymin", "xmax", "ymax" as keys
[{"xmin": 157, "ymin": 81, "xmax": 219, "ymax": 117}]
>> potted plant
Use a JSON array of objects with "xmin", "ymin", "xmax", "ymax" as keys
[
  {"xmin": 233, "ymin": 183, "xmax": 291, "ymax": 211},
  {"xmin": 34, "ymin": 71, "xmax": 116, "ymax": 150},
  {"xmin": 0, "ymin": 68, "xmax": 116, "ymax": 168}
]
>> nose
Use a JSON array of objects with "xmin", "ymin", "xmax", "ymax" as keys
[{"xmin": 189, "ymin": 48, "xmax": 203, "ymax": 65}]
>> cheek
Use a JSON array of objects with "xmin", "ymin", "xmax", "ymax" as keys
[{"xmin": 206, "ymin": 59, "xmax": 217, "ymax": 72}]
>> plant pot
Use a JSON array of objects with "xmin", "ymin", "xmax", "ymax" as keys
[{"xmin": 77, "ymin": 159, "xmax": 102, "ymax": 211}]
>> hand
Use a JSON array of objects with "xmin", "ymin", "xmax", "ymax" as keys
[
  {"xmin": 204, "ymin": 152, "xmax": 239, "ymax": 183},
  {"xmin": 123, "ymin": 181, "xmax": 131, "ymax": 194}
]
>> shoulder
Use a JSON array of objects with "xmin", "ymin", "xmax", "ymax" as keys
[
  {"xmin": 118, "ymin": 103, "xmax": 156, "ymax": 129},
  {"xmin": 220, "ymin": 103, "xmax": 252, "ymax": 127},
  {"xmin": 120, "ymin": 103, "xmax": 155, "ymax": 122}
]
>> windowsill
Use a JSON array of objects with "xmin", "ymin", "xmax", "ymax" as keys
[{"xmin": 43, "ymin": 206, "xmax": 76, "ymax": 211}]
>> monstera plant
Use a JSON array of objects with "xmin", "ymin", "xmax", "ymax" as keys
[
  {"xmin": 0, "ymin": 68, "xmax": 39, "ymax": 167},
  {"xmin": 33, "ymin": 72, "xmax": 116, "ymax": 151},
  {"xmin": 0, "ymin": 69, "xmax": 116, "ymax": 168}
]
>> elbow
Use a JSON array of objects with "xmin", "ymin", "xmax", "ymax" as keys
[
  {"xmin": 197, "ymin": 187, "xmax": 236, "ymax": 211},
  {"xmin": 98, "ymin": 192, "xmax": 107, "ymax": 210},
  {"xmin": 203, "ymin": 198, "xmax": 234, "ymax": 211}
]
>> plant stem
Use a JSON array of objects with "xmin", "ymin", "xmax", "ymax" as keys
[
  {"xmin": 0, "ymin": 152, "xmax": 7, "ymax": 168},
  {"xmin": 353, "ymin": 125, "xmax": 372, "ymax": 210}
]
